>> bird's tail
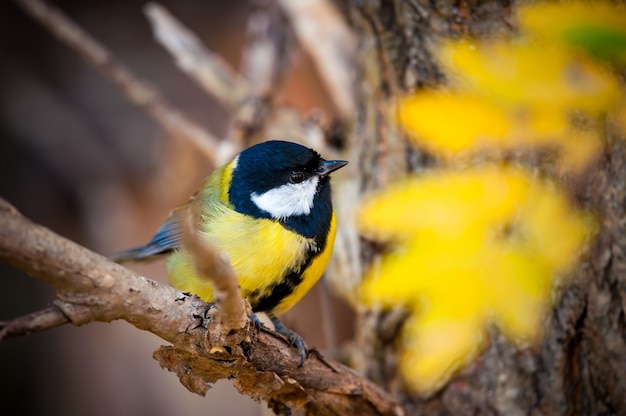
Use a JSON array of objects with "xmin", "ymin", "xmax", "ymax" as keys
[
  {"xmin": 110, "ymin": 204, "xmax": 186, "ymax": 263},
  {"xmin": 109, "ymin": 243, "xmax": 172, "ymax": 263}
]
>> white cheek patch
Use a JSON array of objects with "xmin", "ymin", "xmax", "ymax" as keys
[{"xmin": 251, "ymin": 176, "xmax": 319, "ymax": 220}]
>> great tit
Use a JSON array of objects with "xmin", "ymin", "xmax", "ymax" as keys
[{"xmin": 111, "ymin": 140, "xmax": 347, "ymax": 363}]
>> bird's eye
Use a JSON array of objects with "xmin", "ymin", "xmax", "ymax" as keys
[{"xmin": 290, "ymin": 171, "xmax": 305, "ymax": 184}]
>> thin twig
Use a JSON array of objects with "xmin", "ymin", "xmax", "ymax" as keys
[
  {"xmin": 0, "ymin": 306, "xmax": 69, "ymax": 341},
  {"xmin": 239, "ymin": 5, "xmax": 291, "ymax": 97},
  {"xmin": 276, "ymin": 0, "xmax": 356, "ymax": 118},
  {"xmin": 144, "ymin": 2, "xmax": 248, "ymax": 111},
  {"xmin": 14, "ymin": 0, "xmax": 231, "ymax": 166},
  {"xmin": 221, "ymin": 3, "xmax": 294, "ymax": 148},
  {"xmin": 181, "ymin": 209, "xmax": 248, "ymax": 341}
]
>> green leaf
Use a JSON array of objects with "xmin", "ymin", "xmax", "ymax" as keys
[{"xmin": 563, "ymin": 25, "xmax": 626, "ymax": 61}]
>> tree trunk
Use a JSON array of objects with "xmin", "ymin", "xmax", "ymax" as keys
[{"xmin": 347, "ymin": 0, "xmax": 626, "ymax": 414}]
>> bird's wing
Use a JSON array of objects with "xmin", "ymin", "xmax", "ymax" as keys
[{"xmin": 109, "ymin": 200, "xmax": 192, "ymax": 263}]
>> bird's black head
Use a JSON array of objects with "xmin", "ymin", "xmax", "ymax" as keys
[{"xmin": 228, "ymin": 140, "xmax": 347, "ymax": 241}]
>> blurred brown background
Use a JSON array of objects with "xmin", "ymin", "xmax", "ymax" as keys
[{"xmin": 0, "ymin": 1, "xmax": 353, "ymax": 415}]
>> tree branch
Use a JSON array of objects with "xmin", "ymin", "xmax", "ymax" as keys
[
  {"xmin": 181, "ymin": 209, "xmax": 249, "ymax": 347},
  {"xmin": 13, "ymin": 0, "xmax": 232, "ymax": 166},
  {"xmin": 142, "ymin": 1, "xmax": 341, "ymax": 157},
  {"xmin": 0, "ymin": 197, "xmax": 401, "ymax": 415},
  {"xmin": 144, "ymin": 2, "xmax": 248, "ymax": 111},
  {"xmin": 239, "ymin": 3, "xmax": 292, "ymax": 98},
  {"xmin": 276, "ymin": 0, "xmax": 356, "ymax": 118},
  {"xmin": 0, "ymin": 306, "xmax": 69, "ymax": 340}
]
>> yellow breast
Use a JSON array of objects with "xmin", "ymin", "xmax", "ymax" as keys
[
  {"xmin": 166, "ymin": 197, "xmax": 337, "ymax": 316},
  {"xmin": 166, "ymin": 160, "xmax": 337, "ymax": 315}
]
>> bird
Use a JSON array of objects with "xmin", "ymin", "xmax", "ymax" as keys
[{"xmin": 110, "ymin": 140, "xmax": 348, "ymax": 364}]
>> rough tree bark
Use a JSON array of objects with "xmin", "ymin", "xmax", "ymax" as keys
[{"xmin": 347, "ymin": 0, "xmax": 626, "ymax": 415}]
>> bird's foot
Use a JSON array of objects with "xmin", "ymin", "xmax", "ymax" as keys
[
  {"xmin": 270, "ymin": 316, "xmax": 308, "ymax": 366},
  {"xmin": 249, "ymin": 313, "xmax": 262, "ymax": 333}
]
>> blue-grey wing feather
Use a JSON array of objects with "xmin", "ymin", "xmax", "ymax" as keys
[{"xmin": 109, "ymin": 208, "xmax": 185, "ymax": 263}]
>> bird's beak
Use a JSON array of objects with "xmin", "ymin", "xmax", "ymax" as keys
[{"xmin": 319, "ymin": 160, "xmax": 348, "ymax": 177}]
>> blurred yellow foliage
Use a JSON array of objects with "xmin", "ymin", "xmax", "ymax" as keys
[
  {"xmin": 398, "ymin": 91, "xmax": 511, "ymax": 154},
  {"xmin": 359, "ymin": 0, "xmax": 620, "ymax": 395},
  {"xmin": 396, "ymin": 3, "xmax": 624, "ymax": 169},
  {"xmin": 398, "ymin": 90, "xmax": 602, "ymax": 163},
  {"xmin": 518, "ymin": 1, "xmax": 626, "ymax": 62},
  {"xmin": 359, "ymin": 168, "xmax": 591, "ymax": 393},
  {"xmin": 440, "ymin": 41, "xmax": 620, "ymax": 112}
]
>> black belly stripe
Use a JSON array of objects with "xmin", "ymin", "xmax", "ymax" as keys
[
  {"xmin": 250, "ymin": 244, "xmax": 319, "ymax": 314},
  {"xmin": 248, "ymin": 189, "xmax": 333, "ymax": 314}
]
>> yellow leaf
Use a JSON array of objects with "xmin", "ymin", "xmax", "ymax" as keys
[
  {"xmin": 359, "ymin": 167, "xmax": 592, "ymax": 393},
  {"xmin": 398, "ymin": 91, "xmax": 510, "ymax": 155},
  {"xmin": 361, "ymin": 236, "xmax": 488, "ymax": 309},
  {"xmin": 518, "ymin": 1, "xmax": 626, "ymax": 62},
  {"xmin": 486, "ymin": 248, "xmax": 550, "ymax": 341},
  {"xmin": 518, "ymin": 1, "xmax": 626, "ymax": 36},
  {"xmin": 359, "ymin": 166, "xmax": 530, "ymax": 241},
  {"xmin": 439, "ymin": 40, "xmax": 620, "ymax": 113},
  {"xmin": 401, "ymin": 311, "xmax": 485, "ymax": 395},
  {"xmin": 397, "ymin": 91, "xmax": 599, "ymax": 169}
]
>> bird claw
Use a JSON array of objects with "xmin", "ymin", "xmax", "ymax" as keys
[
  {"xmin": 288, "ymin": 334, "xmax": 308, "ymax": 366},
  {"xmin": 270, "ymin": 316, "xmax": 308, "ymax": 366},
  {"xmin": 249, "ymin": 313, "xmax": 262, "ymax": 333}
]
